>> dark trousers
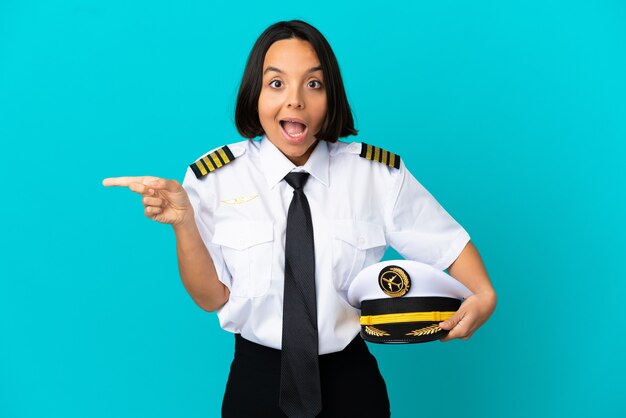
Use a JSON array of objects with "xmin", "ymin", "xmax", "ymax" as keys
[{"xmin": 222, "ymin": 334, "xmax": 390, "ymax": 418}]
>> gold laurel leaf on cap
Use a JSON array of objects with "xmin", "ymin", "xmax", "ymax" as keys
[
  {"xmin": 365, "ymin": 326, "xmax": 390, "ymax": 337},
  {"xmin": 405, "ymin": 324, "xmax": 442, "ymax": 337}
]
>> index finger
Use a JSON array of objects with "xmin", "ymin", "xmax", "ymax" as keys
[{"xmin": 102, "ymin": 176, "xmax": 156, "ymax": 187}]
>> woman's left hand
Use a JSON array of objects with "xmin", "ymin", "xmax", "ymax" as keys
[{"xmin": 438, "ymin": 291, "xmax": 497, "ymax": 342}]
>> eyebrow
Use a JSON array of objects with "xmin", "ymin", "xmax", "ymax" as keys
[{"xmin": 263, "ymin": 65, "xmax": 323, "ymax": 75}]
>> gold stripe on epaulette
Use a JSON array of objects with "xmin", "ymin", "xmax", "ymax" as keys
[
  {"xmin": 359, "ymin": 142, "xmax": 401, "ymax": 169},
  {"xmin": 217, "ymin": 148, "xmax": 230, "ymax": 164},
  {"xmin": 195, "ymin": 160, "xmax": 208, "ymax": 176},
  {"xmin": 211, "ymin": 152, "xmax": 222, "ymax": 168},
  {"xmin": 190, "ymin": 145, "xmax": 236, "ymax": 179},
  {"xmin": 366, "ymin": 144, "xmax": 373, "ymax": 160},
  {"xmin": 203, "ymin": 156, "xmax": 215, "ymax": 171}
]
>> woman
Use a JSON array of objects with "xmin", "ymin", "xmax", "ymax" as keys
[{"xmin": 104, "ymin": 20, "xmax": 496, "ymax": 418}]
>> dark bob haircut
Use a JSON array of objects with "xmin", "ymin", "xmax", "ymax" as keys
[{"xmin": 235, "ymin": 20, "xmax": 358, "ymax": 142}]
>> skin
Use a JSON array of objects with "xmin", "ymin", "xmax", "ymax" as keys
[
  {"xmin": 440, "ymin": 242, "xmax": 497, "ymax": 342},
  {"xmin": 258, "ymin": 38, "xmax": 327, "ymax": 166},
  {"xmin": 102, "ymin": 39, "xmax": 497, "ymax": 342},
  {"xmin": 102, "ymin": 175, "xmax": 229, "ymax": 311}
]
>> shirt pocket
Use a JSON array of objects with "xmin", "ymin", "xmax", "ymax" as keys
[
  {"xmin": 333, "ymin": 220, "xmax": 387, "ymax": 291},
  {"xmin": 212, "ymin": 220, "xmax": 274, "ymax": 298}
]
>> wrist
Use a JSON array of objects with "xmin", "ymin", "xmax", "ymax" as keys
[{"xmin": 172, "ymin": 212, "xmax": 196, "ymax": 233}]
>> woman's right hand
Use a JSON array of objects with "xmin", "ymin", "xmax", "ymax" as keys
[{"xmin": 102, "ymin": 176, "xmax": 193, "ymax": 226}]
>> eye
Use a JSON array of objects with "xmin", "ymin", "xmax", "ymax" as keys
[
  {"xmin": 308, "ymin": 80, "xmax": 322, "ymax": 89},
  {"xmin": 269, "ymin": 79, "xmax": 283, "ymax": 88}
]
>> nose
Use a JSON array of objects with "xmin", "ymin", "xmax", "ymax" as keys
[{"xmin": 286, "ymin": 87, "xmax": 304, "ymax": 109}]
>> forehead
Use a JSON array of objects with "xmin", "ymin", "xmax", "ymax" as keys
[{"xmin": 263, "ymin": 38, "xmax": 322, "ymax": 74}]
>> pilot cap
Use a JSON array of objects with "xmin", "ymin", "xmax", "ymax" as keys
[{"xmin": 347, "ymin": 260, "xmax": 472, "ymax": 344}]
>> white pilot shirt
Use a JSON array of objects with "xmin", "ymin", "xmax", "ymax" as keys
[{"xmin": 182, "ymin": 136, "xmax": 470, "ymax": 354}]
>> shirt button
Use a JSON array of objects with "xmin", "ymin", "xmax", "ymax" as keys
[
  {"xmin": 358, "ymin": 236, "xmax": 367, "ymax": 246},
  {"xmin": 349, "ymin": 143, "xmax": 360, "ymax": 152}
]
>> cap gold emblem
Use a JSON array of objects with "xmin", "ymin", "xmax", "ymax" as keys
[{"xmin": 378, "ymin": 265, "xmax": 411, "ymax": 298}]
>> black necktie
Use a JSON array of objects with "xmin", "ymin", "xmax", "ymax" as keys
[{"xmin": 279, "ymin": 172, "xmax": 322, "ymax": 418}]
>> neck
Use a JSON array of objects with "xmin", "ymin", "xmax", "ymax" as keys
[{"xmin": 287, "ymin": 140, "xmax": 319, "ymax": 167}]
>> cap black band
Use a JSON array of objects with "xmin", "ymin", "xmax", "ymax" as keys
[{"xmin": 361, "ymin": 297, "xmax": 462, "ymax": 316}]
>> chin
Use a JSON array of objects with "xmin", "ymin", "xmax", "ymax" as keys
[{"xmin": 271, "ymin": 133, "xmax": 319, "ymax": 165}]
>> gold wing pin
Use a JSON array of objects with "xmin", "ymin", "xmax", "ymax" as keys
[{"xmin": 220, "ymin": 195, "xmax": 259, "ymax": 205}]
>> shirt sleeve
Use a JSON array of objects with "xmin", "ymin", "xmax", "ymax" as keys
[
  {"xmin": 181, "ymin": 168, "xmax": 233, "ymax": 290},
  {"xmin": 384, "ymin": 161, "xmax": 470, "ymax": 270}
]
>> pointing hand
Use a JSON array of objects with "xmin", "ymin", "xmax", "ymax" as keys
[{"xmin": 102, "ymin": 176, "xmax": 193, "ymax": 226}]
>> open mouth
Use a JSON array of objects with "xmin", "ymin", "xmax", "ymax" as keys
[{"xmin": 279, "ymin": 119, "xmax": 308, "ymax": 139}]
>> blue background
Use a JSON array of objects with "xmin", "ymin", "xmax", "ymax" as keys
[{"xmin": 1, "ymin": 1, "xmax": 625, "ymax": 417}]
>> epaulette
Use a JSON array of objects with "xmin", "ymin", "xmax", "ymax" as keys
[
  {"xmin": 189, "ymin": 145, "xmax": 236, "ymax": 179},
  {"xmin": 359, "ymin": 142, "xmax": 401, "ymax": 169}
]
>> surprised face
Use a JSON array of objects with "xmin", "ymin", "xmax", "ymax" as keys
[{"xmin": 258, "ymin": 38, "xmax": 328, "ymax": 166}]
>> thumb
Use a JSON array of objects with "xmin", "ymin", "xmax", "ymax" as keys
[
  {"xmin": 144, "ymin": 178, "xmax": 181, "ymax": 193},
  {"xmin": 439, "ymin": 312, "xmax": 462, "ymax": 330}
]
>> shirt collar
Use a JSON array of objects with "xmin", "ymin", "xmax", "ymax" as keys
[{"xmin": 259, "ymin": 135, "xmax": 330, "ymax": 188}]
